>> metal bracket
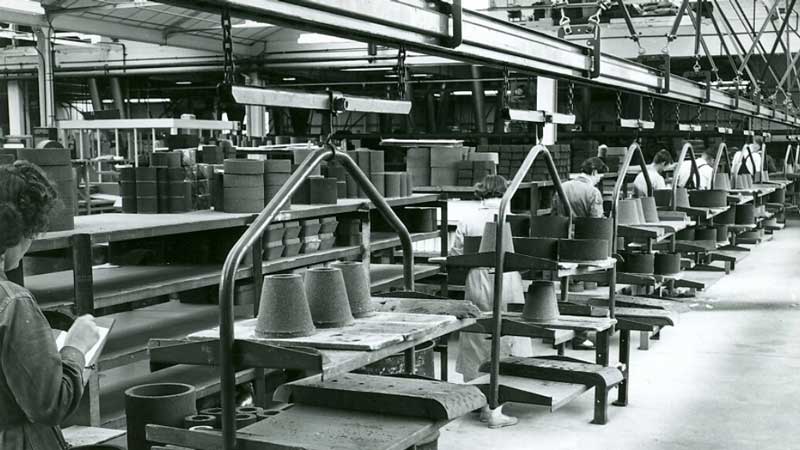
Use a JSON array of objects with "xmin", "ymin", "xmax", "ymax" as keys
[
  {"xmin": 436, "ymin": 0, "xmax": 463, "ymax": 48},
  {"xmin": 683, "ymin": 70, "xmax": 711, "ymax": 103},
  {"xmin": 226, "ymin": 84, "xmax": 412, "ymax": 115},
  {"xmin": 502, "ymin": 108, "xmax": 576, "ymax": 125},
  {"xmin": 618, "ymin": 119, "xmax": 655, "ymax": 130},
  {"xmin": 559, "ymin": 24, "xmax": 601, "ymax": 78}
]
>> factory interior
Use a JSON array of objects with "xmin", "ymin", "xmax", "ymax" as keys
[{"xmin": 1, "ymin": 0, "xmax": 799, "ymax": 449}]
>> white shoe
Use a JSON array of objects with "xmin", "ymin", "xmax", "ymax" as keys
[{"xmin": 484, "ymin": 405, "xmax": 519, "ymax": 429}]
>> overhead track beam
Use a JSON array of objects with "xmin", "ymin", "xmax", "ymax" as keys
[{"xmin": 156, "ymin": 0, "xmax": 799, "ymax": 126}]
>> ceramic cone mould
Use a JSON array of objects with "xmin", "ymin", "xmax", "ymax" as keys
[
  {"xmin": 305, "ymin": 267, "xmax": 355, "ymax": 328},
  {"xmin": 714, "ymin": 173, "xmax": 732, "ymax": 191},
  {"xmin": 632, "ymin": 198, "xmax": 647, "ymax": 224},
  {"xmin": 640, "ymin": 197, "xmax": 660, "ymax": 223},
  {"xmin": 522, "ymin": 281, "xmax": 559, "ymax": 321},
  {"xmin": 256, "ymin": 274, "xmax": 316, "ymax": 338},
  {"xmin": 617, "ymin": 199, "xmax": 641, "ymax": 225},
  {"xmin": 479, "ymin": 222, "xmax": 515, "ymax": 253},
  {"xmin": 330, "ymin": 261, "xmax": 374, "ymax": 318}
]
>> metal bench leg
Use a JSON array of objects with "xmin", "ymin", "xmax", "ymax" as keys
[
  {"xmin": 614, "ymin": 329, "xmax": 631, "ymax": 407},
  {"xmin": 592, "ymin": 387, "xmax": 610, "ymax": 425},
  {"xmin": 436, "ymin": 340, "xmax": 449, "ymax": 381},
  {"xmin": 639, "ymin": 331, "xmax": 650, "ymax": 350}
]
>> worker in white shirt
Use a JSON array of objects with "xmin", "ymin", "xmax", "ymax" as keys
[
  {"xmin": 632, "ymin": 149, "xmax": 673, "ymax": 197},
  {"xmin": 732, "ymin": 136, "xmax": 763, "ymax": 176},
  {"xmin": 676, "ymin": 148, "xmax": 715, "ymax": 189}
]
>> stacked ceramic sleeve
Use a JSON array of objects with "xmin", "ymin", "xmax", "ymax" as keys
[
  {"xmin": 263, "ymin": 159, "xmax": 292, "ymax": 209},
  {"xmin": 118, "ymin": 150, "xmax": 192, "ymax": 214},
  {"xmin": 198, "ymin": 144, "xmax": 224, "ymax": 164},
  {"xmin": 16, "ymin": 149, "xmax": 75, "ymax": 231},
  {"xmin": 474, "ymin": 143, "xmax": 570, "ymax": 181},
  {"xmin": 223, "ymin": 159, "xmax": 264, "ymax": 213}
]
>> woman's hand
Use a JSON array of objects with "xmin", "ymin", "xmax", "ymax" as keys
[{"xmin": 64, "ymin": 315, "xmax": 100, "ymax": 356}]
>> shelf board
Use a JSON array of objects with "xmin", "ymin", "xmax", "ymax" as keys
[
  {"xmin": 30, "ymin": 195, "xmax": 440, "ymax": 253},
  {"xmin": 370, "ymin": 231, "xmax": 440, "ymax": 252},
  {"xmin": 28, "ymin": 246, "xmax": 361, "ymax": 311},
  {"xmin": 370, "ymin": 263, "xmax": 440, "ymax": 292}
]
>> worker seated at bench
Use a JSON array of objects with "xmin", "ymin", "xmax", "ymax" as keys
[{"xmin": 633, "ymin": 149, "xmax": 673, "ymax": 198}]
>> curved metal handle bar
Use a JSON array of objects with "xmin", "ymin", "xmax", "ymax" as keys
[
  {"xmin": 488, "ymin": 144, "xmax": 572, "ymax": 409},
  {"xmin": 711, "ymin": 142, "xmax": 733, "ymax": 189},
  {"xmin": 217, "ymin": 145, "xmax": 415, "ymax": 450},
  {"xmin": 610, "ymin": 142, "xmax": 652, "ymax": 252},
  {"xmin": 741, "ymin": 143, "xmax": 759, "ymax": 177},
  {"xmin": 783, "ymin": 143, "xmax": 794, "ymax": 177},
  {"xmin": 671, "ymin": 142, "xmax": 700, "ymax": 207}
]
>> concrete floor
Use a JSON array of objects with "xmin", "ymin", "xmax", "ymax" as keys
[{"xmin": 440, "ymin": 222, "xmax": 800, "ymax": 450}]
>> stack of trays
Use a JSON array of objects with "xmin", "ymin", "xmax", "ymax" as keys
[
  {"xmin": 223, "ymin": 159, "xmax": 264, "ymax": 213},
  {"xmin": 283, "ymin": 221, "xmax": 302, "ymax": 257},
  {"xmin": 263, "ymin": 223, "xmax": 285, "ymax": 260},
  {"xmin": 135, "ymin": 167, "xmax": 158, "ymax": 214},
  {"xmin": 167, "ymin": 168, "xmax": 191, "ymax": 213},
  {"xmin": 319, "ymin": 216, "xmax": 339, "ymax": 250},
  {"xmin": 335, "ymin": 217, "xmax": 361, "ymax": 246},
  {"xmin": 263, "ymin": 159, "xmax": 292, "ymax": 209},
  {"xmin": 119, "ymin": 166, "xmax": 137, "ymax": 213},
  {"xmin": 354, "ymin": 149, "xmax": 385, "ymax": 196},
  {"xmin": 17, "ymin": 149, "xmax": 75, "ymax": 231},
  {"xmin": 300, "ymin": 219, "xmax": 322, "ymax": 253}
]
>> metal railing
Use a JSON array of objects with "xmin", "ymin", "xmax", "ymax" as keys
[
  {"xmin": 217, "ymin": 143, "xmax": 415, "ymax": 449},
  {"xmin": 488, "ymin": 143, "xmax": 573, "ymax": 409}
]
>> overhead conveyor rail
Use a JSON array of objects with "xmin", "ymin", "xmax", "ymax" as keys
[{"xmin": 156, "ymin": 0, "xmax": 799, "ymax": 126}]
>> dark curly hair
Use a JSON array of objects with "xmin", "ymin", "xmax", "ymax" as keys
[
  {"xmin": 474, "ymin": 174, "xmax": 508, "ymax": 200},
  {"xmin": 0, "ymin": 160, "xmax": 59, "ymax": 252}
]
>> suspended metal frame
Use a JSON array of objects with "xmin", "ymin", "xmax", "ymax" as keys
[
  {"xmin": 157, "ymin": 0, "xmax": 800, "ymax": 126},
  {"xmin": 671, "ymin": 142, "xmax": 701, "ymax": 208},
  {"xmin": 610, "ymin": 142, "xmax": 654, "ymax": 252},
  {"xmin": 712, "ymin": 142, "xmax": 733, "ymax": 190}
]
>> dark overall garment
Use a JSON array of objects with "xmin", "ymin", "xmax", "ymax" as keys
[{"xmin": 0, "ymin": 274, "xmax": 85, "ymax": 450}]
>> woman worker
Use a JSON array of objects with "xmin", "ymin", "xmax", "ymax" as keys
[
  {"xmin": 0, "ymin": 160, "xmax": 100, "ymax": 449},
  {"xmin": 450, "ymin": 174, "xmax": 529, "ymax": 428},
  {"xmin": 552, "ymin": 156, "xmax": 609, "ymax": 349}
]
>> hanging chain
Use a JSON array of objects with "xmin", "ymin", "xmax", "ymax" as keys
[
  {"xmin": 715, "ymin": 108, "xmax": 720, "ymax": 128},
  {"xmin": 502, "ymin": 67, "xmax": 510, "ymax": 109},
  {"xmin": 396, "ymin": 45, "xmax": 407, "ymax": 100},
  {"xmin": 615, "ymin": 91, "xmax": 623, "ymax": 122},
  {"xmin": 648, "ymin": 96, "xmax": 655, "ymax": 122},
  {"xmin": 674, "ymin": 103, "xmax": 681, "ymax": 126},
  {"xmin": 589, "ymin": 0, "xmax": 612, "ymax": 25},
  {"xmin": 221, "ymin": 8, "xmax": 234, "ymax": 85},
  {"xmin": 567, "ymin": 81, "xmax": 575, "ymax": 116},
  {"xmin": 695, "ymin": 104, "xmax": 702, "ymax": 125}
]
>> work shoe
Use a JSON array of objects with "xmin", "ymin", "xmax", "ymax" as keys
[{"xmin": 480, "ymin": 405, "xmax": 519, "ymax": 428}]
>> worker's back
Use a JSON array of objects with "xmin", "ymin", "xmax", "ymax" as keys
[{"xmin": 553, "ymin": 175, "xmax": 605, "ymax": 218}]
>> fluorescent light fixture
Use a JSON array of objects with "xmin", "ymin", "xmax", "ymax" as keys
[
  {"xmin": 103, "ymin": 98, "xmax": 170, "ymax": 104},
  {"xmin": 484, "ymin": 90, "xmax": 498, "ymax": 96},
  {"xmin": 412, "ymin": 73, "xmax": 433, "ymax": 78},
  {"xmin": 175, "ymin": 81, "xmax": 192, "ymax": 85},
  {"xmin": 297, "ymin": 33, "xmax": 350, "ymax": 44},
  {"xmin": 452, "ymin": 91, "xmax": 472, "ymax": 96},
  {"xmin": 234, "ymin": 20, "xmax": 274, "ymax": 28},
  {"xmin": 342, "ymin": 67, "xmax": 392, "ymax": 72},
  {"xmin": 282, "ymin": 77, "xmax": 297, "ymax": 81}
]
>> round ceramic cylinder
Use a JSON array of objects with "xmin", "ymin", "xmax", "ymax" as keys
[
  {"xmin": 620, "ymin": 252, "xmax": 655, "ymax": 274},
  {"xmin": 654, "ymin": 252, "xmax": 681, "ymax": 275},
  {"xmin": 694, "ymin": 228, "xmax": 717, "ymax": 241},
  {"xmin": 256, "ymin": 274, "xmax": 316, "ymax": 338},
  {"xmin": 331, "ymin": 261, "xmax": 374, "ymax": 318},
  {"xmin": 125, "ymin": 383, "xmax": 197, "ymax": 450},
  {"xmin": 735, "ymin": 204, "xmax": 756, "ymax": 225},
  {"xmin": 689, "ymin": 189, "xmax": 727, "ymax": 208},
  {"xmin": 184, "ymin": 414, "xmax": 216, "ymax": 429},
  {"xmin": 305, "ymin": 267, "xmax": 355, "ymax": 328},
  {"xmin": 530, "ymin": 215, "xmax": 570, "ymax": 238}
]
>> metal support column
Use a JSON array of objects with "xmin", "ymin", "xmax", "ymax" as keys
[
  {"xmin": 35, "ymin": 27, "xmax": 55, "ymax": 127},
  {"xmin": 87, "ymin": 78, "xmax": 103, "ymax": 112},
  {"xmin": 537, "ymin": 77, "xmax": 558, "ymax": 145},
  {"xmin": 247, "ymin": 72, "xmax": 266, "ymax": 139},
  {"xmin": 470, "ymin": 65, "xmax": 488, "ymax": 144},
  {"xmin": 7, "ymin": 80, "xmax": 26, "ymax": 135},
  {"xmin": 110, "ymin": 77, "xmax": 126, "ymax": 119}
]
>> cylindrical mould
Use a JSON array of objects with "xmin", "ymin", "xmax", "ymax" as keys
[
  {"xmin": 224, "ymin": 158, "xmax": 264, "ymax": 174},
  {"xmin": 769, "ymin": 188, "xmax": 786, "ymax": 204},
  {"xmin": 184, "ymin": 414, "xmax": 216, "ymax": 429},
  {"xmin": 689, "ymin": 189, "xmax": 728, "ymax": 208},
  {"xmin": 619, "ymin": 252, "xmax": 655, "ymax": 274},
  {"xmin": 676, "ymin": 228, "xmax": 695, "ymax": 240},
  {"xmin": 236, "ymin": 406, "xmax": 264, "ymax": 416},
  {"xmin": 256, "ymin": 274, "xmax": 316, "ymax": 338},
  {"xmin": 735, "ymin": 204, "xmax": 755, "ymax": 225},
  {"xmin": 522, "ymin": 281, "xmax": 559, "ymax": 321},
  {"xmin": 305, "ymin": 267, "xmax": 355, "ymax": 328},
  {"xmin": 530, "ymin": 215, "xmax": 570, "ymax": 238},
  {"xmin": 331, "ymin": 261, "xmax": 374, "ymax": 318},
  {"xmin": 125, "ymin": 383, "xmax": 196, "ymax": 450},
  {"xmin": 715, "ymin": 224, "xmax": 729, "ymax": 242},
  {"xmin": 235, "ymin": 413, "xmax": 258, "ymax": 429},
  {"xmin": 694, "ymin": 228, "xmax": 717, "ymax": 241},
  {"xmin": 716, "ymin": 205, "xmax": 736, "ymax": 225},
  {"xmin": 640, "ymin": 197, "xmax": 660, "ymax": 223},
  {"xmin": 654, "ymin": 252, "xmax": 681, "ymax": 275},
  {"xmin": 654, "ymin": 188, "xmax": 690, "ymax": 208},
  {"xmin": 558, "ymin": 239, "xmax": 609, "ymax": 262},
  {"xmin": 573, "ymin": 217, "xmax": 613, "ymax": 253},
  {"xmin": 512, "ymin": 237, "xmax": 558, "ymax": 260}
]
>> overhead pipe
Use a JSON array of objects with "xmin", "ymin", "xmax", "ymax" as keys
[{"xmin": 470, "ymin": 65, "xmax": 488, "ymax": 142}]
